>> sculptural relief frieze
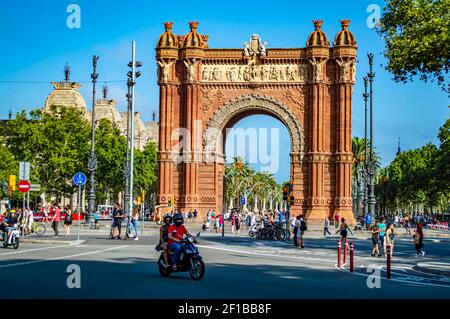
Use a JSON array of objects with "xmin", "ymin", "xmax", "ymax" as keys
[{"xmin": 200, "ymin": 63, "xmax": 309, "ymax": 83}]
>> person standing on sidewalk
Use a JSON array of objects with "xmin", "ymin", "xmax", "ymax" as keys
[
  {"xmin": 323, "ymin": 218, "xmax": 331, "ymax": 236},
  {"xmin": 130, "ymin": 206, "xmax": 140, "ymax": 240},
  {"xmin": 51, "ymin": 204, "xmax": 60, "ymax": 238},
  {"xmin": 63, "ymin": 205, "xmax": 72, "ymax": 236},
  {"xmin": 334, "ymin": 212, "xmax": 340, "ymax": 229}
]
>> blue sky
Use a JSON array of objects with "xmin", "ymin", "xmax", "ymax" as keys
[{"xmin": 0, "ymin": 0, "xmax": 448, "ymax": 183}]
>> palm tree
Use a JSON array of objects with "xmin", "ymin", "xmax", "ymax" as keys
[{"xmin": 352, "ymin": 137, "xmax": 367, "ymax": 216}]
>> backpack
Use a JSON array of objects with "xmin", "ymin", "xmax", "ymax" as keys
[{"xmin": 300, "ymin": 220, "xmax": 308, "ymax": 231}]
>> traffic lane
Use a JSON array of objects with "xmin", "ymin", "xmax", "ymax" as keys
[{"xmin": 1, "ymin": 243, "xmax": 450, "ymax": 298}]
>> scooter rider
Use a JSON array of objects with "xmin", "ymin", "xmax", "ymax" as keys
[
  {"xmin": 168, "ymin": 213, "xmax": 194, "ymax": 271},
  {"xmin": 159, "ymin": 214, "xmax": 172, "ymax": 268},
  {"xmin": 1, "ymin": 209, "xmax": 18, "ymax": 242}
]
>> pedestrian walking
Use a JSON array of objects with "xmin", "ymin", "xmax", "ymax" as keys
[
  {"xmin": 51, "ymin": 204, "xmax": 60, "ymax": 238},
  {"xmin": 404, "ymin": 215, "xmax": 412, "ymax": 236},
  {"xmin": 298, "ymin": 215, "xmax": 307, "ymax": 248},
  {"xmin": 370, "ymin": 220, "xmax": 381, "ymax": 257},
  {"xmin": 334, "ymin": 212, "xmax": 340, "ymax": 229},
  {"xmin": 43, "ymin": 206, "xmax": 49, "ymax": 223},
  {"xmin": 293, "ymin": 215, "xmax": 300, "ymax": 247},
  {"xmin": 323, "ymin": 218, "xmax": 331, "ymax": 236},
  {"xmin": 63, "ymin": 205, "xmax": 73, "ymax": 236},
  {"xmin": 187, "ymin": 210, "xmax": 193, "ymax": 226},
  {"xmin": 385, "ymin": 223, "xmax": 396, "ymax": 257},
  {"xmin": 365, "ymin": 214, "xmax": 371, "ymax": 231},
  {"xmin": 336, "ymin": 218, "xmax": 353, "ymax": 243},
  {"xmin": 378, "ymin": 217, "xmax": 387, "ymax": 257},
  {"xmin": 231, "ymin": 212, "xmax": 237, "ymax": 235},
  {"xmin": 193, "ymin": 209, "xmax": 198, "ymax": 223},
  {"xmin": 413, "ymin": 224, "xmax": 425, "ymax": 257}
]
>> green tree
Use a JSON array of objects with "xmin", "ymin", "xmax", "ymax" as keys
[
  {"xmin": 94, "ymin": 119, "xmax": 127, "ymax": 204},
  {"xmin": 437, "ymin": 117, "xmax": 450, "ymax": 194},
  {"xmin": 134, "ymin": 141, "xmax": 158, "ymax": 205},
  {"xmin": 7, "ymin": 106, "xmax": 91, "ymax": 201},
  {"xmin": 378, "ymin": 0, "xmax": 450, "ymax": 93},
  {"xmin": 0, "ymin": 141, "xmax": 17, "ymax": 198}
]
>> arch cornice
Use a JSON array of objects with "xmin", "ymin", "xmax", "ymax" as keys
[{"xmin": 203, "ymin": 93, "xmax": 304, "ymax": 162}]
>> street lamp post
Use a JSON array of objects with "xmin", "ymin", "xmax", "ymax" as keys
[
  {"xmin": 87, "ymin": 55, "xmax": 99, "ymax": 223},
  {"xmin": 362, "ymin": 76, "xmax": 369, "ymax": 217},
  {"xmin": 125, "ymin": 41, "xmax": 142, "ymax": 217},
  {"xmin": 123, "ymin": 78, "xmax": 132, "ymax": 213},
  {"xmin": 222, "ymin": 174, "xmax": 226, "ymax": 237},
  {"xmin": 367, "ymin": 53, "xmax": 376, "ymax": 220}
]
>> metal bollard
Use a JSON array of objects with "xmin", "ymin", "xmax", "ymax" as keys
[
  {"xmin": 350, "ymin": 242, "xmax": 354, "ymax": 272},
  {"xmin": 343, "ymin": 238, "xmax": 348, "ymax": 264},
  {"xmin": 386, "ymin": 245, "xmax": 391, "ymax": 279},
  {"xmin": 337, "ymin": 239, "xmax": 342, "ymax": 268}
]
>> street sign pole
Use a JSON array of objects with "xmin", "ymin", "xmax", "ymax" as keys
[
  {"xmin": 22, "ymin": 193, "xmax": 25, "ymax": 211},
  {"xmin": 142, "ymin": 200, "xmax": 144, "ymax": 236},
  {"xmin": 27, "ymin": 190, "xmax": 29, "ymax": 209},
  {"xmin": 77, "ymin": 185, "xmax": 81, "ymax": 242}
]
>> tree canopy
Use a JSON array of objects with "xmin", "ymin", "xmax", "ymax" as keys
[{"xmin": 378, "ymin": 0, "xmax": 450, "ymax": 93}]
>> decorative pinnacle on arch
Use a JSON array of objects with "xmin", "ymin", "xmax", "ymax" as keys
[
  {"xmin": 163, "ymin": 21, "xmax": 174, "ymax": 31},
  {"xmin": 189, "ymin": 21, "xmax": 199, "ymax": 30},
  {"xmin": 313, "ymin": 19, "xmax": 323, "ymax": 30},
  {"xmin": 340, "ymin": 19, "xmax": 351, "ymax": 29}
]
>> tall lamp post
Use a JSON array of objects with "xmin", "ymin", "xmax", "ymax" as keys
[
  {"xmin": 87, "ymin": 55, "xmax": 99, "ymax": 223},
  {"xmin": 125, "ymin": 41, "xmax": 142, "ymax": 216},
  {"xmin": 362, "ymin": 76, "xmax": 369, "ymax": 217},
  {"xmin": 123, "ymin": 78, "xmax": 132, "ymax": 213},
  {"xmin": 367, "ymin": 53, "xmax": 376, "ymax": 220}
]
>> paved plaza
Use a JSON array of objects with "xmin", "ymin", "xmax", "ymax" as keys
[{"xmin": 1, "ymin": 222, "xmax": 449, "ymax": 298}]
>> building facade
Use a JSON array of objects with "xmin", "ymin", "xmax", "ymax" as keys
[{"xmin": 155, "ymin": 20, "xmax": 357, "ymax": 224}]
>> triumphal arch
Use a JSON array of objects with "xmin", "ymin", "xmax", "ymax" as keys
[{"xmin": 155, "ymin": 20, "xmax": 357, "ymax": 224}]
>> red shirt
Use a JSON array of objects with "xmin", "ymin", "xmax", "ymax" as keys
[
  {"xmin": 168, "ymin": 225, "xmax": 187, "ymax": 244},
  {"xmin": 53, "ymin": 208, "xmax": 61, "ymax": 222}
]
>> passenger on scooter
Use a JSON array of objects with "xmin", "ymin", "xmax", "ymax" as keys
[
  {"xmin": 2, "ymin": 209, "xmax": 18, "ymax": 241},
  {"xmin": 159, "ymin": 214, "xmax": 172, "ymax": 268},
  {"xmin": 168, "ymin": 213, "xmax": 194, "ymax": 271}
]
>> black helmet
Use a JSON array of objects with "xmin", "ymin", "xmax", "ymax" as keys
[
  {"xmin": 163, "ymin": 214, "xmax": 172, "ymax": 223},
  {"xmin": 173, "ymin": 213, "xmax": 183, "ymax": 226}
]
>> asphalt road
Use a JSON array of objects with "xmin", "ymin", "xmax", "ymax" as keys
[{"xmin": 1, "ymin": 227, "xmax": 450, "ymax": 298}]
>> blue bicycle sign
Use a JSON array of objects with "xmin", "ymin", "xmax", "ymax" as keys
[{"xmin": 73, "ymin": 172, "xmax": 87, "ymax": 186}]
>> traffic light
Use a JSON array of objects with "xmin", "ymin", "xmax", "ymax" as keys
[
  {"xmin": 290, "ymin": 196, "xmax": 295, "ymax": 206},
  {"xmin": 168, "ymin": 196, "xmax": 172, "ymax": 207},
  {"xmin": 8, "ymin": 175, "xmax": 16, "ymax": 191},
  {"xmin": 283, "ymin": 186, "xmax": 289, "ymax": 201}
]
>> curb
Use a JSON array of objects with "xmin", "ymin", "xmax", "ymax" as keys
[{"xmin": 20, "ymin": 238, "xmax": 81, "ymax": 245}]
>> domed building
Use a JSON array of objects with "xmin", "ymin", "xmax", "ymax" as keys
[
  {"xmin": 44, "ymin": 65, "xmax": 158, "ymax": 150},
  {"xmin": 43, "ymin": 63, "xmax": 87, "ymax": 115}
]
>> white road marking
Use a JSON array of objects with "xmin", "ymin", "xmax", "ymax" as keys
[
  {"xmin": 198, "ymin": 244, "xmax": 336, "ymax": 263},
  {"xmin": 337, "ymin": 265, "xmax": 450, "ymax": 289},
  {"xmin": 0, "ymin": 244, "xmax": 73, "ymax": 257},
  {"xmin": 0, "ymin": 245, "xmax": 128, "ymax": 269}
]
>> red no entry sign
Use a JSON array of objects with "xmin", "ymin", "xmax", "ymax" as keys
[{"xmin": 18, "ymin": 180, "xmax": 31, "ymax": 193}]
